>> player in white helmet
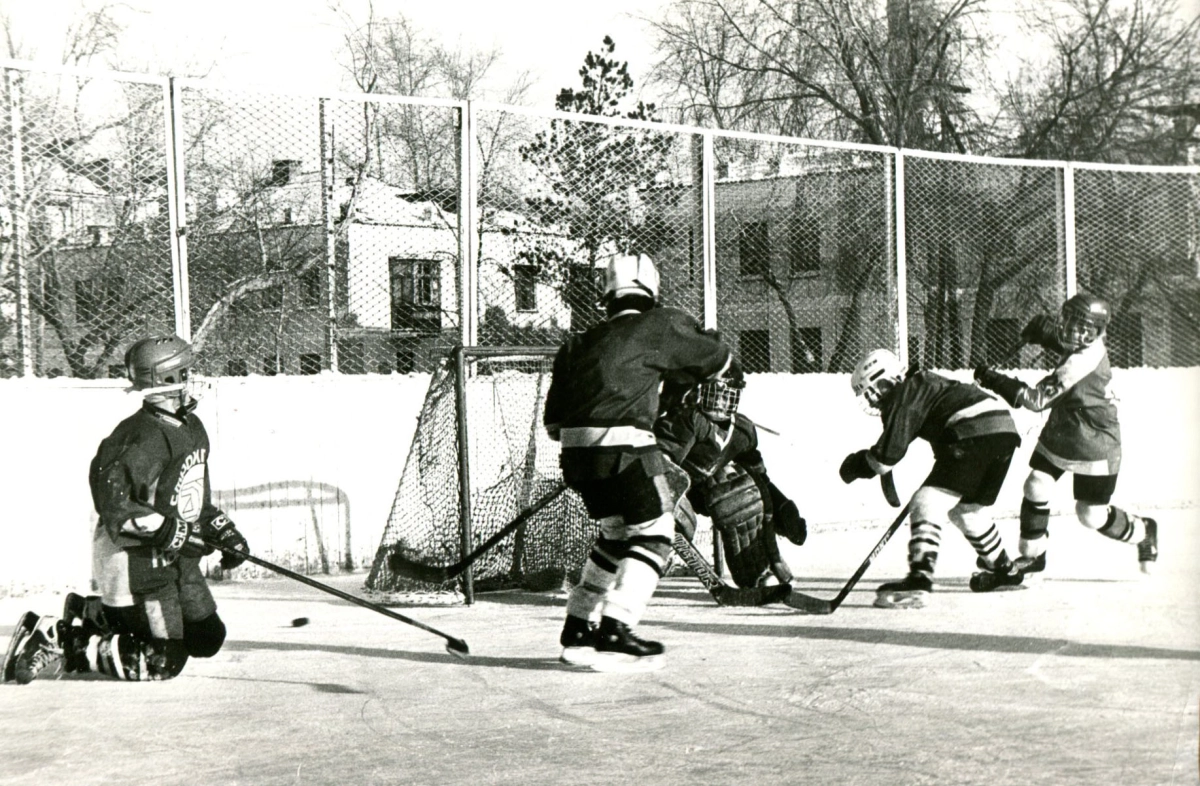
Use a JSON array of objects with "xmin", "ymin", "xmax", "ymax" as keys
[
  {"xmin": 544, "ymin": 254, "xmax": 731, "ymax": 672},
  {"xmin": 975, "ymin": 292, "xmax": 1157, "ymax": 580},
  {"xmin": 843, "ymin": 348, "xmax": 1025, "ymax": 607},
  {"xmin": 3, "ymin": 335, "xmax": 249, "ymax": 684}
]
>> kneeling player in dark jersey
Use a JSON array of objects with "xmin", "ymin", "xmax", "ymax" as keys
[
  {"xmin": 544, "ymin": 254, "xmax": 731, "ymax": 673},
  {"xmin": 3, "ymin": 335, "xmax": 249, "ymax": 684},
  {"xmin": 655, "ymin": 363, "xmax": 806, "ymax": 589},
  {"xmin": 841, "ymin": 349, "xmax": 1025, "ymax": 608},
  {"xmin": 975, "ymin": 293, "xmax": 1157, "ymax": 579}
]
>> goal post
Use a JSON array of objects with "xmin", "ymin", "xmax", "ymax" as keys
[{"xmin": 366, "ymin": 345, "xmax": 595, "ymax": 603}]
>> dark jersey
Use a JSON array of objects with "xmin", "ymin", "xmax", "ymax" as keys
[
  {"xmin": 544, "ymin": 306, "xmax": 729, "ymax": 480},
  {"xmin": 872, "ymin": 370, "xmax": 1018, "ymax": 471},
  {"xmin": 89, "ymin": 402, "xmax": 222, "ymax": 549},
  {"xmin": 656, "ymin": 407, "xmax": 763, "ymax": 482}
]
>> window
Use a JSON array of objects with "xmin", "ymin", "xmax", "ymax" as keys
[
  {"xmin": 790, "ymin": 219, "xmax": 820, "ymax": 275},
  {"xmin": 75, "ymin": 277, "xmax": 122, "ymax": 323},
  {"xmin": 262, "ymin": 356, "xmax": 279, "ymax": 376},
  {"xmin": 790, "ymin": 327, "xmax": 822, "ymax": 373},
  {"xmin": 390, "ymin": 258, "xmax": 441, "ymax": 332},
  {"xmin": 225, "ymin": 359, "xmax": 249, "ymax": 377},
  {"xmin": 513, "ymin": 265, "xmax": 538, "ymax": 312},
  {"xmin": 395, "ymin": 346, "xmax": 415, "ymax": 374},
  {"xmin": 337, "ymin": 340, "xmax": 364, "ymax": 375},
  {"xmin": 738, "ymin": 222, "xmax": 770, "ymax": 277},
  {"xmin": 258, "ymin": 284, "xmax": 283, "ymax": 310},
  {"xmin": 299, "ymin": 353, "xmax": 322, "ymax": 375},
  {"xmin": 739, "ymin": 329, "xmax": 771, "ymax": 373},
  {"xmin": 300, "ymin": 267, "xmax": 322, "ymax": 307}
]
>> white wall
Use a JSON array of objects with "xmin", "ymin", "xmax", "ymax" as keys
[{"xmin": 2, "ymin": 367, "xmax": 1196, "ymax": 595}]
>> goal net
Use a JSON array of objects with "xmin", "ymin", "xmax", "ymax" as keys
[{"xmin": 366, "ymin": 347, "xmax": 595, "ymax": 601}]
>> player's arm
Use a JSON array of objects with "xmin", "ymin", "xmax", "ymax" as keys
[
  {"xmin": 91, "ymin": 438, "xmax": 191, "ymax": 551},
  {"xmin": 657, "ymin": 310, "xmax": 731, "ymax": 386},
  {"xmin": 542, "ymin": 342, "xmax": 572, "ymax": 441},
  {"xmin": 839, "ymin": 379, "xmax": 924, "ymax": 482},
  {"xmin": 976, "ymin": 344, "xmax": 1100, "ymax": 412}
]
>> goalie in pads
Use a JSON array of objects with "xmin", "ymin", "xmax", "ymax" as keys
[
  {"xmin": 3, "ymin": 335, "xmax": 249, "ymax": 685},
  {"xmin": 656, "ymin": 361, "xmax": 806, "ymax": 590}
]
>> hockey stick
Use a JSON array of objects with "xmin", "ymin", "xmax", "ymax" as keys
[
  {"xmin": 672, "ymin": 533, "xmax": 792, "ymax": 607},
  {"xmin": 783, "ymin": 501, "xmax": 912, "ymax": 615},
  {"xmin": 205, "ymin": 540, "xmax": 470, "ymax": 657},
  {"xmin": 387, "ymin": 483, "xmax": 569, "ymax": 584},
  {"xmin": 880, "ymin": 472, "xmax": 901, "ymax": 508}
]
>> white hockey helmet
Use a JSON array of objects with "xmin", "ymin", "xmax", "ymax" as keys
[
  {"xmin": 851, "ymin": 349, "xmax": 903, "ymax": 413},
  {"xmin": 602, "ymin": 253, "xmax": 660, "ymax": 304}
]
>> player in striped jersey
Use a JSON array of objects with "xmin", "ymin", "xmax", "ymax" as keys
[
  {"xmin": 974, "ymin": 293, "xmax": 1157, "ymax": 579},
  {"xmin": 841, "ymin": 349, "xmax": 1025, "ymax": 608},
  {"xmin": 544, "ymin": 253, "xmax": 731, "ymax": 672}
]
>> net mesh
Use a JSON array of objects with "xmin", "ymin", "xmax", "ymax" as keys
[{"xmin": 365, "ymin": 349, "xmax": 593, "ymax": 598}]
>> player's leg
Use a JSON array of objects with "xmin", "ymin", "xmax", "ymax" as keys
[
  {"xmin": 1016, "ymin": 451, "xmax": 1065, "ymax": 579},
  {"xmin": 874, "ymin": 485, "xmax": 954, "ymax": 609},
  {"xmin": 1072, "ymin": 474, "xmax": 1157, "ymax": 574},
  {"xmin": 559, "ymin": 468, "xmax": 624, "ymax": 666},
  {"xmin": 178, "ymin": 557, "xmax": 226, "ymax": 658}
]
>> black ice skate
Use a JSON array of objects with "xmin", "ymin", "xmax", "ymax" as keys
[
  {"xmin": 874, "ymin": 573, "xmax": 933, "ymax": 609},
  {"xmin": 1013, "ymin": 553, "xmax": 1047, "ymax": 582},
  {"xmin": 591, "ymin": 616, "xmax": 665, "ymax": 673},
  {"xmin": 1137, "ymin": 518, "xmax": 1158, "ymax": 575},
  {"xmin": 13, "ymin": 615, "xmax": 64, "ymax": 685},
  {"xmin": 559, "ymin": 615, "xmax": 599, "ymax": 667},
  {"xmin": 969, "ymin": 553, "xmax": 1026, "ymax": 593},
  {"xmin": 3, "ymin": 611, "xmax": 38, "ymax": 683}
]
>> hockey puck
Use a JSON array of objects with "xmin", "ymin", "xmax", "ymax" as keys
[{"xmin": 291, "ymin": 617, "xmax": 310, "ymax": 627}]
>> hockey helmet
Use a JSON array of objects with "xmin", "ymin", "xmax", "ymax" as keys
[
  {"xmin": 697, "ymin": 358, "xmax": 745, "ymax": 422},
  {"xmin": 851, "ymin": 349, "xmax": 903, "ymax": 414},
  {"xmin": 125, "ymin": 335, "xmax": 193, "ymax": 393},
  {"xmin": 1059, "ymin": 292, "xmax": 1110, "ymax": 351},
  {"xmin": 602, "ymin": 253, "xmax": 660, "ymax": 305}
]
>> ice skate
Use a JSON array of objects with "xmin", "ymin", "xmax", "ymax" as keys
[
  {"xmin": 590, "ymin": 617, "xmax": 665, "ymax": 673},
  {"xmin": 3, "ymin": 611, "xmax": 39, "ymax": 683},
  {"xmin": 1137, "ymin": 518, "xmax": 1157, "ymax": 575},
  {"xmin": 873, "ymin": 573, "xmax": 933, "ymax": 609},
  {"xmin": 559, "ymin": 615, "xmax": 600, "ymax": 667},
  {"xmin": 969, "ymin": 554, "xmax": 1025, "ymax": 593},
  {"xmin": 1013, "ymin": 553, "xmax": 1047, "ymax": 583},
  {"xmin": 13, "ymin": 615, "xmax": 64, "ymax": 685}
]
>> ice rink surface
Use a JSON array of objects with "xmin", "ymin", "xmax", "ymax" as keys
[{"xmin": 1, "ymin": 509, "xmax": 1197, "ymax": 786}]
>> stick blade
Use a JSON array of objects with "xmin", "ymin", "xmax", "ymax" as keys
[
  {"xmin": 445, "ymin": 638, "xmax": 470, "ymax": 658},
  {"xmin": 880, "ymin": 472, "xmax": 902, "ymax": 508},
  {"xmin": 386, "ymin": 549, "xmax": 456, "ymax": 584},
  {"xmin": 782, "ymin": 591, "xmax": 835, "ymax": 615},
  {"xmin": 712, "ymin": 583, "xmax": 792, "ymax": 607}
]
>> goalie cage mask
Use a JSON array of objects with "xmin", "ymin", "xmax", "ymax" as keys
[
  {"xmin": 698, "ymin": 366, "xmax": 745, "ymax": 422},
  {"xmin": 1059, "ymin": 292, "xmax": 1110, "ymax": 351}
]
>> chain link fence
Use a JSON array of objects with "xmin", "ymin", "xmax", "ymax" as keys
[
  {"xmin": 2, "ymin": 61, "xmax": 1198, "ymax": 379},
  {"xmin": 0, "ymin": 65, "xmax": 176, "ymax": 378}
]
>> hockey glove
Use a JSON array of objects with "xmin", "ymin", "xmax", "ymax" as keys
[
  {"xmin": 974, "ymin": 366, "xmax": 1024, "ymax": 407},
  {"xmin": 196, "ymin": 513, "xmax": 250, "ymax": 570},
  {"xmin": 150, "ymin": 516, "xmax": 198, "ymax": 555},
  {"xmin": 839, "ymin": 450, "xmax": 876, "ymax": 484}
]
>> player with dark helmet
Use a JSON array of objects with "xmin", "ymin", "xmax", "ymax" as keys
[
  {"xmin": 975, "ymin": 292, "xmax": 1158, "ymax": 581},
  {"xmin": 656, "ymin": 359, "xmax": 807, "ymax": 591},
  {"xmin": 843, "ymin": 348, "xmax": 1025, "ymax": 608},
  {"xmin": 3, "ymin": 335, "xmax": 250, "ymax": 684},
  {"xmin": 544, "ymin": 254, "xmax": 731, "ymax": 672}
]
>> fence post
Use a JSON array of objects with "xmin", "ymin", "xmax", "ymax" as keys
[
  {"xmin": 458, "ymin": 101, "xmax": 478, "ymax": 348},
  {"xmin": 701, "ymin": 131, "xmax": 717, "ymax": 331},
  {"xmin": 319, "ymin": 97, "xmax": 339, "ymax": 372},
  {"xmin": 165, "ymin": 77, "xmax": 191, "ymax": 341},
  {"xmin": 6, "ymin": 68, "xmax": 33, "ymax": 376},
  {"xmin": 894, "ymin": 151, "xmax": 909, "ymax": 366},
  {"xmin": 1061, "ymin": 162, "xmax": 1077, "ymax": 297}
]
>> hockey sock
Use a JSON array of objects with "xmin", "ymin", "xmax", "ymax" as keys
[
  {"xmin": 566, "ymin": 549, "xmax": 619, "ymax": 621},
  {"xmin": 1097, "ymin": 506, "xmax": 1143, "ymax": 543},
  {"xmin": 601, "ymin": 557, "xmax": 661, "ymax": 626},
  {"xmin": 965, "ymin": 523, "xmax": 1005, "ymax": 568},
  {"xmin": 1019, "ymin": 498, "xmax": 1050, "ymax": 541},
  {"xmin": 907, "ymin": 520, "xmax": 942, "ymax": 579}
]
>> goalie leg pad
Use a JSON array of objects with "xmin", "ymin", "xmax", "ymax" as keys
[{"xmin": 705, "ymin": 466, "xmax": 775, "ymax": 588}]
